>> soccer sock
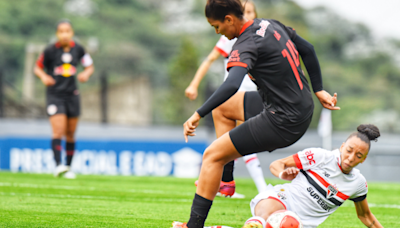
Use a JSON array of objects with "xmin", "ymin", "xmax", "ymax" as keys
[
  {"xmin": 51, "ymin": 139, "xmax": 62, "ymax": 166},
  {"xmin": 66, "ymin": 142, "xmax": 75, "ymax": 167},
  {"xmin": 244, "ymin": 216, "xmax": 266, "ymax": 227},
  {"xmin": 221, "ymin": 161, "xmax": 234, "ymax": 182},
  {"xmin": 187, "ymin": 193, "xmax": 213, "ymax": 228},
  {"xmin": 243, "ymin": 154, "xmax": 268, "ymax": 193}
]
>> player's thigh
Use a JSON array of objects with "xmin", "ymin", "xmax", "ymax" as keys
[
  {"xmin": 212, "ymin": 91, "xmax": 246, "ymax": 122},
  {"xmin": 202, "ymin": 132, "xmax": 242, "ymax": 166},
  {"xmin": 254, "ymin": 198, "xmax": 286, "ymax": 219},
  {"xmin": 49, "ymin": 114, "xmax": 67, "ymax": 135},
  {"xmin": 66, "ymin": 117, "xmax": 79, "ymax": 135}
]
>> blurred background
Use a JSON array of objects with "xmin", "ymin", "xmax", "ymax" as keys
[{"xmin": 0, "ymin": 0, "xmax": 399, "ymax": 181}]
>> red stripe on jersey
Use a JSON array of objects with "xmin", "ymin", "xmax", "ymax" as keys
[
  {"xmin": 227, "ymin": 62, "xmax": 247, "ymax": 69},
  {"xmin": 267, "ymin": 196, "xmax": 287, "ymax": 210},
  {"xmin": 214, "ymin": 46, "xmax": 229, "ymax": 58},
  {"xmin": 36, "ymin": 53, "xmax": 45, "ymax": 69},
  {"xmin": 293, "ymin": 154, "xmax": 303, "ymax": 169},
  {"xmin": 239, "ymin": 19, "xmax": 254, "ymax": 35},
  {"xmin": 245, "ymin": 157, "xmax": 257, "ymax": 164},
  {"xmin": 308, "ymin": 170, "xmax": 349, "ymax": 200}
]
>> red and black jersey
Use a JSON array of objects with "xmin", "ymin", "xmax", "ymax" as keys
[
  {"xmin": 36, "ymin": 41, "xmax": 93, "ymax": 95},
  {"xmin": 227, "ymin": 19, "xmax": 314, "ymax": 122}
]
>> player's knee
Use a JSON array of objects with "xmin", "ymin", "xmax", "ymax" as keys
[
  {"xmin": 66, "ymin": 130, "xmax": 75, "ymax": 140},
  {"xmin": 202, "ymin": 146, "xmax": 228, "ymax": 166}
]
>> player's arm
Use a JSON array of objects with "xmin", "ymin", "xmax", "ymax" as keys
[
  {"xmin": 183, "ymin": 66, "xmax": 246, "ymax": 142},
  {"xmin": 185, "ymin": 49, "xmax": 221, "ymax": 100},
  {"xmin": 354, "ymin": 198, "xmax": 383, "ymax": 228},
  {"xmin": 77, "ymin": 53, "xmax": 94, "ymax": 83},
  {"xmin": 292, "ymin": 35, "xmax": 340, "ymax": 111},
  {"xmin": 34, "ymin": 53, "xmax": 55, "ymax": 86},
  {"xmin": 269, "ymin": 155, "xmax": 299, "ymax": 181}
]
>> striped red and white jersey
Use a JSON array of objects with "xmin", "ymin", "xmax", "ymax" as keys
[{"xmin": 287, "ymin": 148, "xmax": 368, "ymax": 226}]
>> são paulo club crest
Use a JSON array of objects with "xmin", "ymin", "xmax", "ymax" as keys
[
  {"xmin": 61, "ymin": 53, "xmax": 73, "ymax": 63},
  {"xmin": 326, "ymin": 184, "xmax": 338, "ymax": 199}
]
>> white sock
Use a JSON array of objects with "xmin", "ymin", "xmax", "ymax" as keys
[
  {"xmin": 244, "ymin": 216, "xmax": 266, "ymax": 227},
  {"xmin": 243, "ymin": 154, "xmax": 268, "ymax": 193}
]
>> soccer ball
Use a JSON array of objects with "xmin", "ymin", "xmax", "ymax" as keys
[{"xmin": 266, "ymin": 210, "xmax": 303, "ymax": 228}]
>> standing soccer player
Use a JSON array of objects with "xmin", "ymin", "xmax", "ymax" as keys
[
  {"xmin": 186, "ymin": 0, "xmax": 268, "ymax": 198},
  {"xmin": 175, "ymin": 0, "xmax": 339, "ymax": 227},
  {"xmin": 34, "ymin": 19, "xmax": 94, "ymax": 179}
]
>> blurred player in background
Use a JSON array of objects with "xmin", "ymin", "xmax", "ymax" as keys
[
  {"xmin": 177, "ymin": 0, "xmax": 340, "ymax": 227},
  {"xmin": 34, "ymin": 19, "xmax": 94, "ymax": 179},
  {"xmin": 243, "ymin": 124, "xmax": 383, "ymax": 228},
  {"xmin": 185, "ymin": 0, "xmax": 268, "ymax": 198}
]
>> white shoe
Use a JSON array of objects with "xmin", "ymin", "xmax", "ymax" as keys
[
  {"xmin": 216, "ymin": 192, "xmax": 245, "ymax": 199},
  {"xmin": 53, "ymin": 165, "xmax": 68, "ymax": 177},
  {"xmin": 64, "ymin": 171, "xmax": 76, "ymax": 179}
]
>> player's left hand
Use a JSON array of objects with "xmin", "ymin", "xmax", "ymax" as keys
[
  {"xmin": 183, "ymin": 112, "xmax": 201, "ymax": 142},
  {"xmin": 280, "ymin": 167, "xmax": 300, "ymax": 181},
  {"xmin": 77, "ymin": 72, "xmax": 90, "ymax": 83},
  {"xmin": 315, "ymin": 90, "xmax": 340, "ymax": 110}
]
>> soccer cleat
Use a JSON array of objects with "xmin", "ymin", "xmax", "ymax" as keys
[
  {"xmin": 195, "ymin": 180, "xmax": 240, "ymax": 198},
  {"xmin": 243, "ymin": 216, "xmax": 266, "ymax": 228},
  {"xmin": 53, "ymin": 164, "xmax": 68, "ymax": 177},
  {"xmin": 171, "ymin": 221, "xmax": 188, "ymax": 228},
  {"xmin": 219, "ymin": 181, "xmax": 236, "ymax": 197},
  {"xmin": 64, "ymin": 170, "xmax": 76, "ymax": 179}
]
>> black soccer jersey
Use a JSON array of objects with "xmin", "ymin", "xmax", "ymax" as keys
[
  {"xmin": 36, "ymin": 41, "xmax": 92, "ymax": 95},
  {"xmin": 227, "ymin": 19, "xmax": 314, "ymax": 122}
]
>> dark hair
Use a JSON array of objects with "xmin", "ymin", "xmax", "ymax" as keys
[
  {"xmin": 56, "ymin": 19, "xmax": 72, "ymax": 30},
  {"xmin": 205, "ymin": 0, "xmax": 244, "ymax": 22},
  {"xmin": 347, "ymin": 124, "xmax": 380, "ymax": 149}
]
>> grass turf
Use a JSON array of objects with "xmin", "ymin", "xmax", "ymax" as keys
[{"xmin": 0, "ymin": 172, "xmax": 399, "ymax": 227}]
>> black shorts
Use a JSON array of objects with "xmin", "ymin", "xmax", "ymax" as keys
[
  {"xmin": 46, "ymin": 93, "xmax": 80, "ymax": 118},
  {"xmin": 229, "ymin": 91, "xmax": 312, "ymax": 156}
]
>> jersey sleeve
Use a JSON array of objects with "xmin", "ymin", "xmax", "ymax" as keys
[
  {"xmin": 270, "ymin": 19, "xmax": 297, "ymax": 41},
  {"xmin": 215, "ymin": 36, "xmax": 234, "ymax": 58},
  {"xmin": 36, "ymin": 47, "xmax": 51, "ymax": 69},
  {"xmin": 226, "ymin": 37, "xmax": 257, "ymax": 71},
  {"xmin": 293, "ymin": 148, "xmax": 328, "ymax": 170},
  {"xmin": 77, "ymin": 45, "xmax": 93, "ymax": 67},
  {"xmin": 349, "ymin": 176, "xmax": 368, "ymax": 202}
]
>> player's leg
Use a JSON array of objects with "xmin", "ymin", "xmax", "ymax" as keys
[
  {"xmin": 188, "ymin": 133, "xmax": 242, "ymax": 228},
  {"xmin": 242, "ymin": 154, "xmax": 268, "ymax": 193},
  {"xmin": 49, "ymin": 113, "xmax": 68, "ymax": 176},
  {"xmin": 211, "ymin": 91, "xmax": 246, "ymax": 196},
  {"xmin": 63, "ymin": 94, "xmax": 80, "ymax": 179},
  {"xmin": 243, "ymin": 198, "xmax": 285, "ymax": 228}
]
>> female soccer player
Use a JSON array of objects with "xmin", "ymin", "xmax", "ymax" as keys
[
  {"xmin": 34, "ymin": 19, "xmax": 94, "ymax": 179},
  {"xmin": 186, "ymin": 0, "xmax": 268, "ymax": 198},
  {"xmin": 177, "ymin": 0, "xmax": 340, "ymax": 227},
  {"xmin": 243, "ymin": 124, "xmax": 383, "ymax": 228}
]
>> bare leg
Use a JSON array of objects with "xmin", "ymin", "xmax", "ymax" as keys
[
  {"xmin": 254, "ymin": 199, "xmax": 286, "ymax": 220},
  {"xmin": 49, "ymin": 114, "xmax": 67, "ymax": 139}
]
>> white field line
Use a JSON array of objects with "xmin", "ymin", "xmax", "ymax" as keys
[
  {"xmin": 0, "ymin": 191, "xmax": 192, "ymax": 202},
  {"xmin": 0, "ymin": 182, "xmax": 193, "ymax": 196}
]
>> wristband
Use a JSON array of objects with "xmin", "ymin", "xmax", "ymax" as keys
[{"xmin": 278, "ymin": 171, "xmax": 284, "ymax": 180}]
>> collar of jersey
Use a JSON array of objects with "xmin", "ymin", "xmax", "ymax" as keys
[
  {"xmin": 55, "ymin": 40, "xmax": 76, "ymax": 48},
  {"xmin": 239, "ymin": 19, "xmax": 254, "ymax": 36}
]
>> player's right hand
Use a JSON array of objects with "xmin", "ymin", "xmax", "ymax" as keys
[
  {"xmin": 280, "ymin": 167, "xmax": 299, "ymax": 181},
  {"xmin": 183, "ymin": 112, "xmax": 201, "ymax": 142},
  {"xmin": 185, "ymin": 85, "xmax": 198, "ymax": 100},
  {"xmin": 41, "ymin": 75, "xmax": 56, "ymax": 86}
]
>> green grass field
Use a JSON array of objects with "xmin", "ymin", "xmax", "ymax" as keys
[{"xmin": 0, "ymin": 172, "xmax": 399, "ymax": 227}]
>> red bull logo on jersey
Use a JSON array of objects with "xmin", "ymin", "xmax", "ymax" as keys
[
  {"xmin": 229, "ymin": 50, "xmax": 240, "ymax": 62},
  {"xmin": 54, "ymin": 63, "xmax": 77, "ymax": 77},
  {"xmin": 256, "ymin": 20, "xmax": 270, "ymax": 37}
]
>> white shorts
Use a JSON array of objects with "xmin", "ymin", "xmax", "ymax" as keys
[{"xmin": 250, "ymin": 184, "xmax": 317, "ymax": 228}]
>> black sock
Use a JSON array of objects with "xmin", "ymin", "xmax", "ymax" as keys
[
  {"xmin": 221, "ymin": 161, "xmax": 234, "ymax": 182},
  {"xmin": 66, "ymin": 142, "xmax": 75, "ymax": 166},
  {"xmin": 187, "ymin": 194, "xmax": 213, "ymax": 228},
  {"xmin": 51, "ymin": 139, "xmax": 62, "ymax": 166}
]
